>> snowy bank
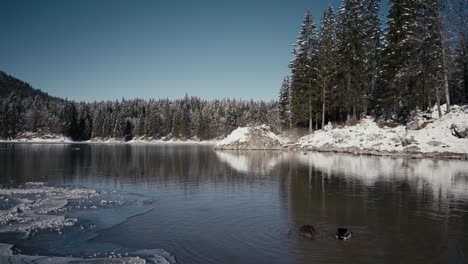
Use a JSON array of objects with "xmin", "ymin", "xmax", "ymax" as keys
[
  {"xmin": 296, "ymin": 105, "xmax": 468, "ymax": 159},
  {"xmin": 117, "ymin": 136, "xmax": 217, "ymax": 145},
  {"xmin": 0, "ymin": 132, "xmax": 73, "ymax": 143},
  {"xmin": 0, "ymin": 134, "xmax": 217, "ymax": 145},
  {"xmin": 214, "ymin": 125, "xmax": 285, "ymax": 150}
]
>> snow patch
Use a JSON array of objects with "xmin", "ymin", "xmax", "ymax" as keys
[
  {"xmin": 215, "ymin": 125, "xmax": 284, "ymax": 150},
  {"xmin": 0, "ymin": 132, "xmax": 72, "ymax": 143}
]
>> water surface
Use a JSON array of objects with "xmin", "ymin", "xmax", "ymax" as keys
[{"xmin": 0, "ymin": 143, "xmax": 467, "ymax": 263}]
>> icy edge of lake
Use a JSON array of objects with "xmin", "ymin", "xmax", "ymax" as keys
[
  {"xmin": 0, "ymin": 243, "xmax": 176, "ymax": 264},
  {"xmin": 0, "ymin": 183, "xmax": 101, "ymax": 234},
  {"xmin": 0, "ymin": 183, "xmax": 177, "ymax": 263}
]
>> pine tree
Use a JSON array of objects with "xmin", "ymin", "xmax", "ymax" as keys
[
  {"xmin": 418, "ymin": 0, "xmax": 446, "ymax": 116},
  {"xmin": 335, "ymin": 0, "xmax": 368, "ymax": 121},
  {"xmin": 78, "ymin": 104, "xmax": 93, "ymax": 140},
  {"xmin": 62, "ymin": 101, "xmax": 79, "ymax": 140},
  {"xmin": 381, "ymin": 0, "xmax": 424, "ymax": 120},
  {"xmin": 1, "ymin": 90, "xmax": 23, "ymax": 138},
  {"xmin": 429, "ymin": 0, "xmax": 452, "ymax": 113},
  {"xmin": 289, "ymin": 11, "xmax": 320, "ymax": 131},
  {"xmin": 279, "ymin": 76, "xmax": 292, "ymax": 129},
  {"xmin": 446, "ymin": 0, "xmax": 467, "ymax": 105},
  {"xmin": 363, "ymin": 0, "xmax": 384, "ymax": 114},
  {"xmin": 318, "ymin": 5, "xmax": 336, "ymax": 128},
  {"xmin": 453, "ymin": 39, "xmax": 468, "ymax": 103}
]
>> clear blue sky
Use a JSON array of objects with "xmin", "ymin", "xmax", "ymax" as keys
[{"xmin": 0, "ymin": 0, "xmax": 388, "ymax": 102}]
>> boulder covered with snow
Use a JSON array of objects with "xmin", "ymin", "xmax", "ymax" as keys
[
  {"xmin": 214, "ymin": 125, "xmax": 284, "ymax": 150},
  {"xmin": 451, "ymin": 122, "xmax": 468, "ymax": 139}
]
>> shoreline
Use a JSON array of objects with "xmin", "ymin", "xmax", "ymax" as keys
[
  {"xmin": 291, "ymin": 145, "xmax": 468, "ymax": 160},
  {"xmin": 0, "ymin": 138, "xmax": 218, "ymax": 145},
  {"xmin": 215, "ymin": 145, "xmax": 468, "ymax": 160},
  {"xmin": 1, "ymin": 137, "xmax": 467, "ymax": 161}
]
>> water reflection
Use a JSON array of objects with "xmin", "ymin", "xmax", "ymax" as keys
[
  {"xmin": 217, "ymin": 150, "xmax": 468, "ymax": 263},
  {"xmin": 0, "ymin": 143, "xmax": 467, "ymax": 263},
  {"xmin": 217, "ymin": 150, "xmax": 468, "ymax": 201}
]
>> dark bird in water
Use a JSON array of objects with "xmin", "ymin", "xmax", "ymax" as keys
[
  {"xmin": 299, "ymin": 225, "xmax": 316, "ymax": 239},
  {"xmin": 336, "ymin": 228, "xmax": 352, "ymax": 240}
]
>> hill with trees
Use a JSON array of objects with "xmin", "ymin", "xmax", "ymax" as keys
[{"xmin": 0, "ymin": 72, "xmax": 279, "ymax": 141}]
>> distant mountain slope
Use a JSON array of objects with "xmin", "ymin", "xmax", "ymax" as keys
[{"xmin": 0, "ymin": 71, "xmax": 57, "ymax": 100}]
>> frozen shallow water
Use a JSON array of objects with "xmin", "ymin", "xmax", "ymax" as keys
[
  {"xmin": 1, "ymin": 143, "xmax": 468, "ymax": 263},
  {"xmin": 0, "ymin": 182, "xmax": 176, "ymax": 263}
]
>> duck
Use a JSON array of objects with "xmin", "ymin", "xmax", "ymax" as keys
[
  {"xmin": 299, "ymin": 225, "xmax": 316, "ymax": 239},
  {"xmin": 335, "ymin": 228, "xmax": 352, "ymax": 240}
]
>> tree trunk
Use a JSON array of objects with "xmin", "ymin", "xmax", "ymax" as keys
[
  {"xmin": 437, "ymin": 10, "xmax": 451, "ymax": 113},
  {"xmin": 436, "ymin": 85, "xmax": 442, "ymax": 118},
  {"xmin": 464, "ymin": 59, "xmax": 468, "ymax": 104},
  {"xmin": 321, "ymin": 85, "xmax": 326, "ymax": 129},
  {"xmin": 441, "ymin": 43, "xmax": 451, "ymax": 113},
  {"xmin": 309, "ymin": 99, "xmax": 313, "ymax": 134},
  {"xmin": 289, "ymin": 114, "xmax": 292, "ymax": 130},
  {"xmin": 315, "ymin": 113, "xmax": 319, "ymax": 130},
  {"xmin": 427, "ymin": 94, "xmax": 432, "ymax": 112},
  {"xmin": 346, "ymin": 73, "xmax": 351, "ymax": 122}
]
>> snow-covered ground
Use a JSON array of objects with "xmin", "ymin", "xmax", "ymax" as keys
[
  {"xmin": 297, "ymin": 105, "xmax": 468, "ymax": 157},
  {"xmin": 213, "ymin": 105, "xmax": 468, "ymax": 158},
  {"xmin": 0, "ymin": 134, "xmax": 217, "ymax": 145},
  {"xmin": 214, "ymin": 125, "xmax": 287, "ymax": 150},
  {"xmin": 0, "ymin": 132, "xmax": 73, "ymax": 143},
  {"xmin": 122, "ymin": 137, "xmax": 217, "ymax": 145}
]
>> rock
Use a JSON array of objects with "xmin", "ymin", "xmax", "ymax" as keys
[
  {"xmin": 406, "ymin": 120, "xmax": 420, "ymax": 130},
  {"xmin": 404, "ymin": 146, "xmax": 421, "ymax": 153},
  {"xmin": 214, "ymin": 125, "xmax": 283, "ymax": 150},
  {"xmin": 401, "ymin": 136, "xmax": 417, "ymax": 147},
  {"xmin": 427, "ymin": 141, "xmax": 443, "ymax": 147},
  {"xmin": 451, "ymin": 123, "xmax": 468, "ymax": 139}
]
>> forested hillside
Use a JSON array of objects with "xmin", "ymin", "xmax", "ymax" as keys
[
  {"xmin": 0, "ymin": 72, "xmax": 279, "ymax": 141},
  {"xmin": 281, "ymin": 0, "xmax": 467, "ymax": 131}
]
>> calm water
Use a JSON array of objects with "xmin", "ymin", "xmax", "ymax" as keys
[{"xmin": 1, "ymin": 143, "xmax": 468, "ymax": 263}]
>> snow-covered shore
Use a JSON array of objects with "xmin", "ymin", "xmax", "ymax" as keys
[
  {"xmin": 216, "ymin": 105, "xmax": 468, "ymax": 159},
  {"xmin": 2, "ymin": 105, "xmax": 468, "ymax": 159},
  {"xmin": 0, "ymin": 134, "xmax": 217, "ymax": 145},
  {"xmin": 0, "ymin": 132, "xmax": 74, "ymax": 143},
  {"xmin": 295, "ymin": 105, "xmax": 468, "ymax": 159}
]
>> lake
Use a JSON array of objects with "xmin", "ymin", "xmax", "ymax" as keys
[{"xmin": 0, "ymin": 143, "xmax": 468, "ymax": 263}]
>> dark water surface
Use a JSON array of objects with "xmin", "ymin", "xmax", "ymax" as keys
[{"xmin": 1, "ymin": 143, "xmax": 468, "ymax": 263}]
